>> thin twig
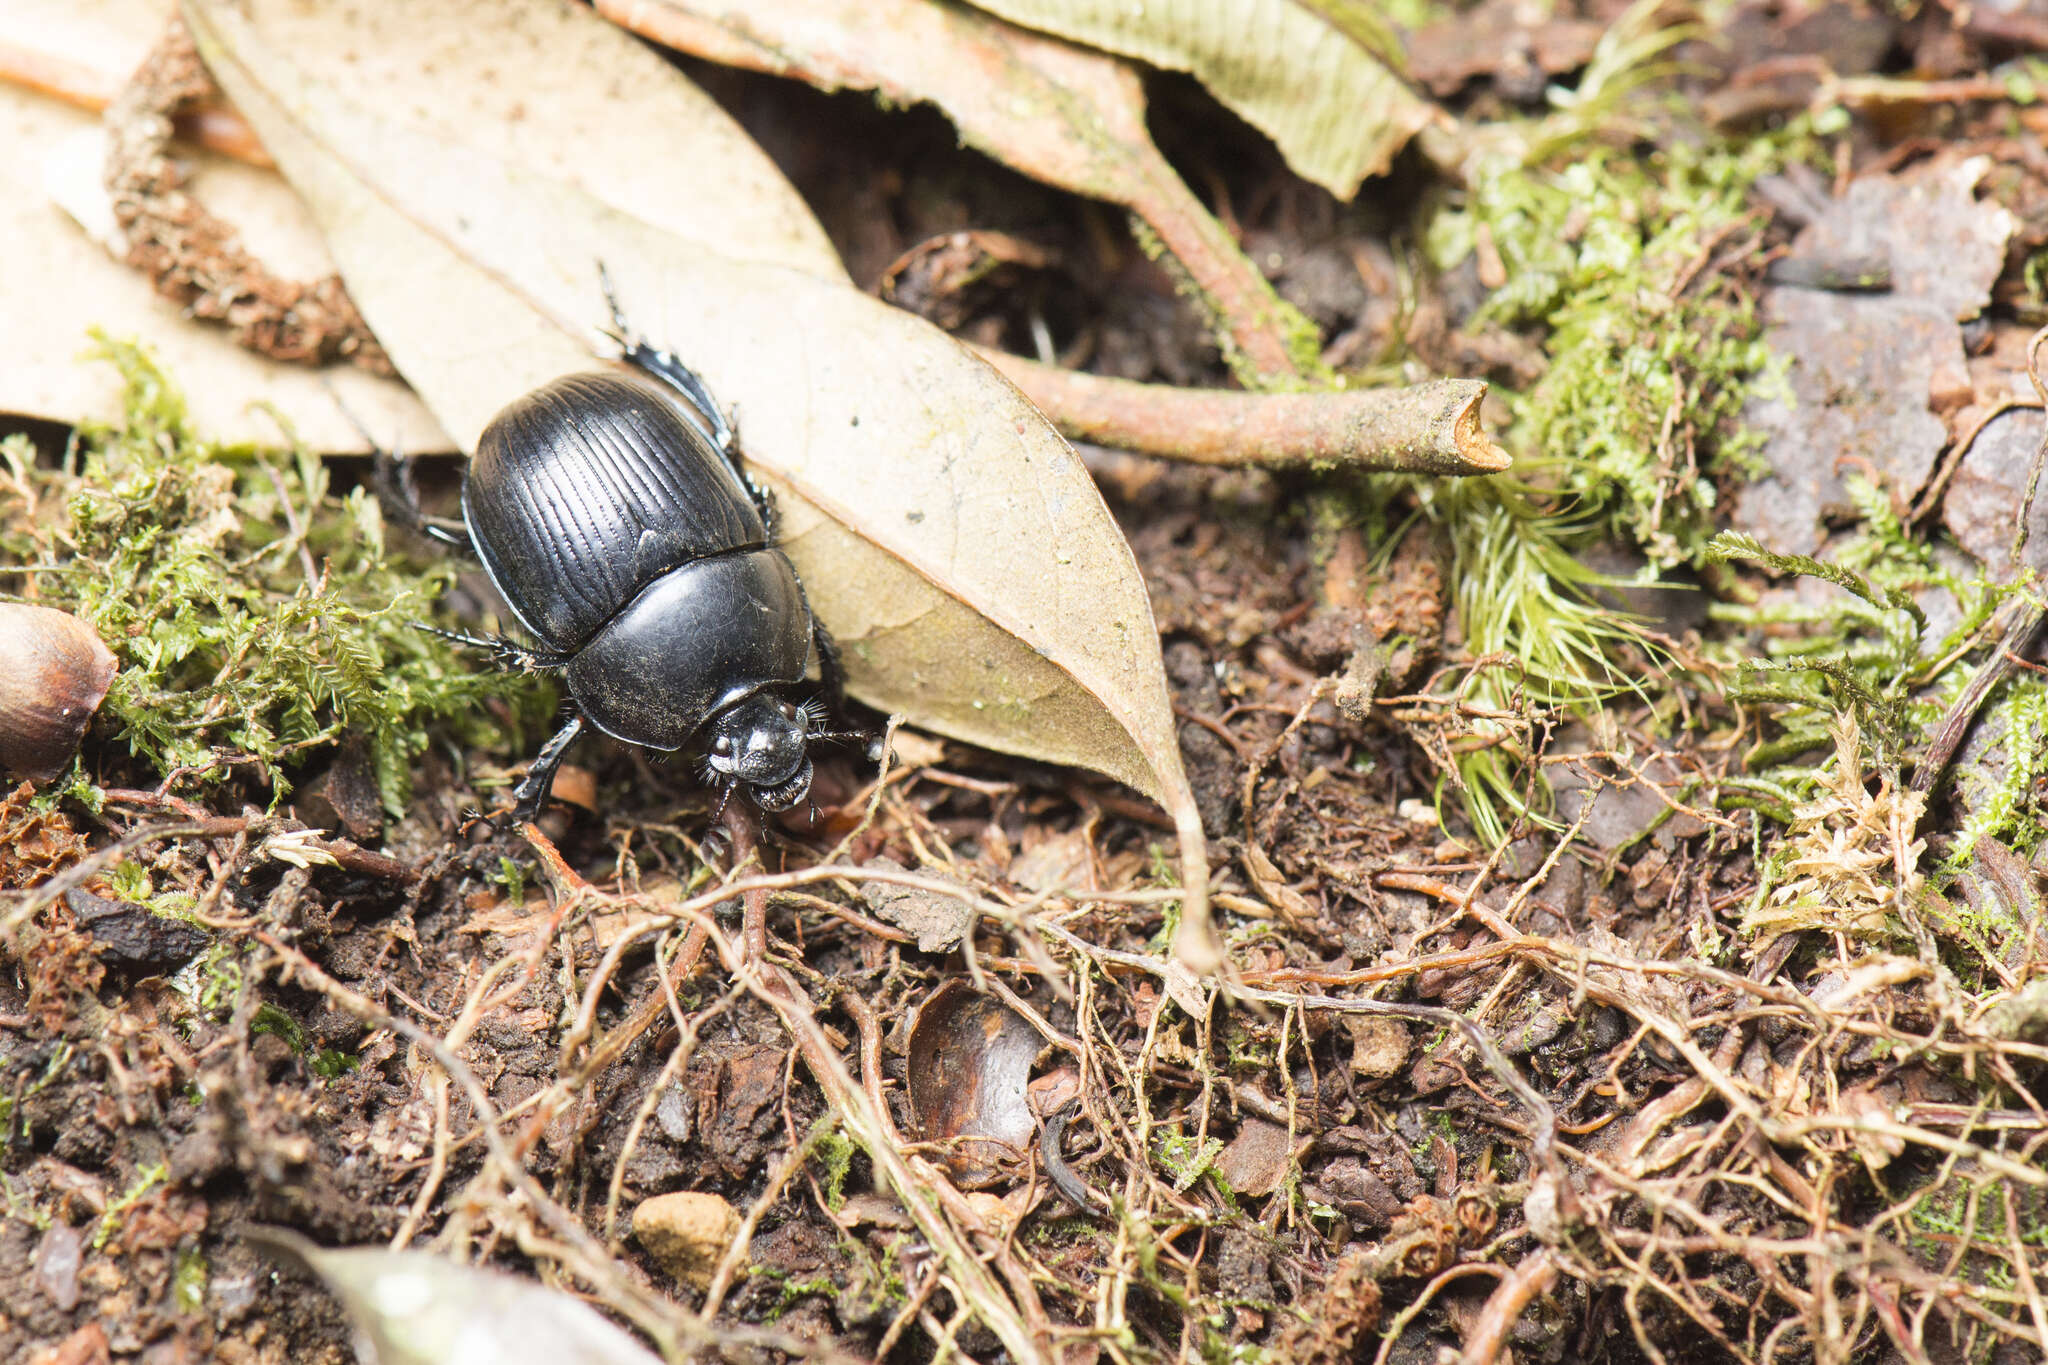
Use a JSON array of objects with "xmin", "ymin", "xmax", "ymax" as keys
[{"xmin": 981, "ymin": 351, "xmax": 1511, "ymax": 474}]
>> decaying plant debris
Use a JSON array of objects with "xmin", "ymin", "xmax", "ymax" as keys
[{"xmin": 6, "ymin": 1, "xmax": 2048, "ymax": 1363}]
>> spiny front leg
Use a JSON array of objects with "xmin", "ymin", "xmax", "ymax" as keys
[
  {"xmin": 507, "ymin": 713, "xmax": 586, "ymax": 826},
  {"xmin": 812, "ymin": 621, "xmax": 847, "ymax": 718}
]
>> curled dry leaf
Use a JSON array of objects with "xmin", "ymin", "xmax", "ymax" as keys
[
  {"xmin": 963, "ymin": 0, "xmax": 1434, "ymax": 199},
  {"xmin": 244, "ymin": 1226, "xmax": 663, "ymax": 1365},
  {"xmin": 597, "ymin": 0, "xmax": 1314, "ymax": 383},
  {"xmin": 181, "ymin": 0, "xmax": 1215, "ymax": 954},
  {"xmin": 906, "ymin": 979, "xmax": 1042, "ymax": 1186}
]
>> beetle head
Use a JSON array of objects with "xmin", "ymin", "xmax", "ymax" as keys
[{"xmin": 704, "ymin": 693, "xmax": 813, "ymax": 811}]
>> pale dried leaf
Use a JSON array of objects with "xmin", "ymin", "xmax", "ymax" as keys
[
  {"xmin": 246, "ymin": 1228, "xmax": 662, "ymax": 1365},
  {"xmin": 194, "ymin": 0, "xmax": 844, "ymax": 281},
  {"xmin": 963, "ymin": 0, "xmax": 1433, "ymax": 197},
  {"xmin": 0, "ymin": 63, "xmax": 442, "ymax": 450}
]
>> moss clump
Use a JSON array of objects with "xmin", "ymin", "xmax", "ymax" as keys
[
  {"xmin": 1709, "ymin": 477, "xmax": 2048, "ymax": 874},
  {"xmin": 0, "ymin": 336, "xmax": 547, "ymax": 812},
  {"xmin": 1429, "ymin": 134, "xmax": 1800, "ymax": 566},
  {"xmin": 1407, "ymin": 477, "xmax": 1652, "ymax": 843}
]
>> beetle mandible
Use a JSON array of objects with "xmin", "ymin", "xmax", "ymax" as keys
[{"xmin": 377, "ymin": 281, "xmax": 860, "ymax": 825}]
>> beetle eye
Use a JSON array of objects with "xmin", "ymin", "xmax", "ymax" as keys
[{"xmin": 712, "ymin": 735, "xmax": 733, "ymax": 756}]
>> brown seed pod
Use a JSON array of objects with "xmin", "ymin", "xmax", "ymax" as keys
[{"xmin": 0, "ymin": 605, "xmax": 118, "ymax": 780}]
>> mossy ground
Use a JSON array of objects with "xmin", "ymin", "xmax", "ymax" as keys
[
  {"xmin": 0, "ymin": 338, "xmax": 550, "ymax": 816},
  {"xmin": 5, "ymin": 12, "xmax": 2048, "ymax": 1365}
]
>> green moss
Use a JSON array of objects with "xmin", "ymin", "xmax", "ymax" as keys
[
  {"xmin": 0, "ymin": 336, "xmax": 550, "ymax": 812},
  {"xmin": 1705, "ymin": 468, "xmax": 2048, "ymax": 984},
  {"xmin": 249, "ymin": 1002, "xmax": 310, "ymax": 1054},
  {"xmin": 0, "ymin": 1042, "xmax": 73, "ymax": 1143},
  {"xmin": 1154, "ymin": 1132, "xmax": 1224, "ymax": 1194},
  {"xmin": 90, "ymin": 1161, "xmax": 167, "ymax": 1251},
  {"xmin": 489, "ymin": 855, "xmax": 528, "ymax": 908},
  {"xmin": 181, "ymin": 941, "xmax": 244, "ymax": 1019},
  {"xmin": 1430, "ymin": 133, "xmax": 1804, "ymax": 565},
  {"xmin": 1394, "ymin": 68, "xmax": 1820, "ymax": 842},
  {"xmin": 751, "ymin": 1268, "xmax": 838, "ymax": 1322},
  {"xmin": 1707, "ymin": 475, "xmax": 2042, "ymax": 864},
  {"xmin": 814, "ymin": 1121, "xmax": 856, "ymax": 1211},
  {"xmin": 1404, "ymin": 477, "xmax": 1653, "ymax": 842},
  {"xmin": 251, "ymin": 1000, "xmax": 357, "ymax": 1079},
  {"xmin": 173, "ymin": 1246, "xmax": 208, "ymax": 1314}
]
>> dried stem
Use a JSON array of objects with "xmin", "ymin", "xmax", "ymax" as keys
[{"xmin": 980, "ymin": 350, "xmax": 1511, "ymax": 474}]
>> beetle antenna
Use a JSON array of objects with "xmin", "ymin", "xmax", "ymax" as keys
[
  {"xmin": 421, "ymin": 623, "xmax": 492, "ymax": 646},
  {"xmin": 806, "ymin": 728, "xmax": 872, "ymax": 746},
  {"xmin": 419, "ymin": 624, "xmax": 565, "ymax": 674}
]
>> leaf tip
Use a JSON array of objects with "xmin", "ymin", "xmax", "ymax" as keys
[{"xmin": 1168, "ymin": 803, "xmax": 1221, "ymax": 975}]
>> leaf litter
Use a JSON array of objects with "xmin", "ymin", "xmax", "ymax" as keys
[{"xmin": 4, "ymin": 2, "xmax": 2048, "ymax": 1364}]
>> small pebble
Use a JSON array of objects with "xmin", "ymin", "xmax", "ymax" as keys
[
  {"xmin": 631, "ymin": 1192, "xmax": 741, "ymax": 1291},
  {"xmin": 36, "ymin": 1221, "xmax": 83, "ymax": 1311}
]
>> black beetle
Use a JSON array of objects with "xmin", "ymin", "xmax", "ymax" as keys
[{"xmin": 376, "ymin": 284, "xmax": 857, "ymax": 825}]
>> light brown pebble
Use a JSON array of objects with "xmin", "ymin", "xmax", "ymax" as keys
[{"xmin": 631, "ymin": 1191, "xmax": 743, "ymax": 1291}]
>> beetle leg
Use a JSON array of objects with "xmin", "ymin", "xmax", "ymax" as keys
[
  {"xmin": 422, "ymin": 624, "xmax": 568, "ymax": 674},
  {"xmin": 751, "ymin": 473, "xmax": 783, "ymax": 540},
  {"xmin": 633, "ymin": 346, "xmax": 737, "ymax": 460},
  {"xmin": 595, "ymin": 266, "xmax": 781, "ymax": 532},
  {"xmin": 507, "ymin": 713, "xmax": 586, "ymax": 825},
  {"xmin": 596, "ymin": 264, "xmax": 742, "ymax": 462},
  {"xmin": 811, "ymin": 622, "xmax": 848, "ymax": 717},
  {"xmin": 371, "ymin": 443, "xmax": 474, "ymax": 554}
]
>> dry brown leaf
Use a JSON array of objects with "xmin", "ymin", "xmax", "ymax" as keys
[
  {"xmin": 182, "ymin": 0, "xmax": 1214, "ymax": 950},
  {"xmin": 1213, "ymin": 1117, "xmax": 1292, "ymax": 1197},
  {"xmin": 1732, "ymin": 158, "xmax": 2016, "ymax": 554},
  {"xmin": 963, "ymin": 0, "xmax": 1434, "ymax": 199},
  {"xmin": 598, "ymin": 0, "xmax": 1312, "ymax": 382}
]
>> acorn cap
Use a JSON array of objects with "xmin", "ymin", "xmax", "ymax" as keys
[{"xmin": 0, "ymin": 604, "xmax": 118, "ymax": 780}]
